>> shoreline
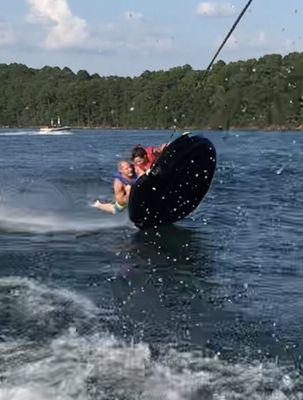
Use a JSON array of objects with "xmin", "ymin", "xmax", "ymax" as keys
[{"xmin": 1, "ymin": 125, "xmax": 302, "ymax": 132}]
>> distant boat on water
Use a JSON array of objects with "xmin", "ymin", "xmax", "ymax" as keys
[{"xmin": 39, "ymin": 117, "xmax": 71, "ymax": 133}]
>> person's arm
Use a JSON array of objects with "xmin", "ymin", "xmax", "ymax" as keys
[
  {"xmin": 114, "ymin": 179, "xmax": 130, "ymax": 205},
  {"xmin": 134, "ymin": 165, "xmax": 145, "ymax": 177},
  {"xmin": 125, "ymin": 184, "xmax": 131, "ymax": 195},
  {"xmin": 153, "ymin": 143, "xmax": 167, "ymax": 156},
  {"xmin": 158, "ymin": 143, "xmax": 167, "ymax": 151}
]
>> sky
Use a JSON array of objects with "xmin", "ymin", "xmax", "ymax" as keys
[{"xmin": 0, "ymin": 0, "xmax": 302, "ymax": 77}]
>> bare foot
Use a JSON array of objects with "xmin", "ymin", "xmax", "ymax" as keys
[{"xmin": 92, "ymin": 199, "xmax": 102, "ymax": 209}]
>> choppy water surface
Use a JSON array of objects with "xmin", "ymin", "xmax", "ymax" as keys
[{"xmin": 0, "ymin": 128, "xmax": 302, "ymax": 399}]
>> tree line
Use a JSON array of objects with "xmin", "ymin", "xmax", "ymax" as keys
[{"xmin": 0, "ymin": 51, "xmax": 302, "ymax": 130}]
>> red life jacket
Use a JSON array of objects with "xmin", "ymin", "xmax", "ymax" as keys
[{"xmin": 136, "ymin": 146, "xmax": 157, "ymax": 173}]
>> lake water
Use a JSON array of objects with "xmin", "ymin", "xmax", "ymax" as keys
[{"xmin": 0, "ymin": 128, "xmax": 302, "ymax": 399}]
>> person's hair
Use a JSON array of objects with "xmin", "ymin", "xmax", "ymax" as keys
[
  {"xmin": 118, "ymin": 160, "xmax": 129, "ymax": 169},
  {"xmin": 131, "ymin": 146, "xmax": 147, "ymax": 160}
]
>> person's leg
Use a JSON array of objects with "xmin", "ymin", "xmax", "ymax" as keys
[
  {"xmin": 113, "ymin": 201, "xmax": 126, "ymax": 213},
  {"xmin": 93, "ymin": 200, "xmax": 115, "ymax": 214}
]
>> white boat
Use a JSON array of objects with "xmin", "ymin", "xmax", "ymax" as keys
[
  {"xmin": 39, "ymin": 117, "xmax": 71, "ymax": 133},
  {"xmin": 39, "ymin": 126, "xmax": 71, "ymax": 133}
]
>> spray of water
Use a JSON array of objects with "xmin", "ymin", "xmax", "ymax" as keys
[
  {"xmin": 0, "ymin": 204, "xmax": 131, "ymax": 233},
  {"xmin": 0, "ymin": 173, "xmax": 132, "ymax": 233}
]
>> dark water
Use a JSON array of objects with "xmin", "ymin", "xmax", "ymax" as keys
[{"xmin": 0, "ymin": 128, "xmax": 303, "ymax": 399}]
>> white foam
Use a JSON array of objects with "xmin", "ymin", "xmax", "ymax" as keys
[
  {"xmin": 0, "ymin": 387, "xmax": 55, "ymax": 400},
  {"xmin": 1, "ymin": 334, "xmax": 300, "ymax": 400},
  {"xmin": 0, "ymin": 276, "xmax": 99, "ymax": 338},
  {"xmin": 0, "ymin": 278, "xmax": 301, "ymax": 400}
]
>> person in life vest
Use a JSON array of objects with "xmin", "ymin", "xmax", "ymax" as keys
[
  {"xmin": 131, "ymin": 144, "xmax": 166, "ymax": 177},
  {"xmin": 93, "ymin": 160, "xmax": 137, "ymax": 214}
]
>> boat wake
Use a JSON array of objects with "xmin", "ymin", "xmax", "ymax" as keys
[
  {"xmin": 0, "ymin": 277, "xmax": 301, "ymax": 400},
  {"xmin": 0, "ymin": 205, "xmax": 131, "ymax": 234},
  {"xmin": 35, "ymin": 129, "xmax": 73, "ymax": 136},
  {"xmin": 0, "ymin": 130, "xmax": 73, "ymax": 136}
]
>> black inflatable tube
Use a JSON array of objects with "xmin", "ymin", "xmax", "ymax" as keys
[{"xmin": 128, "ymin": 134, "xmax": 216, "ymax": 229}]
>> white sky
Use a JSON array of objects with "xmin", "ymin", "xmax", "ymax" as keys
[{"xmin": 0, "ymin": 0, "xmax": 302, "ymax": 76}]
